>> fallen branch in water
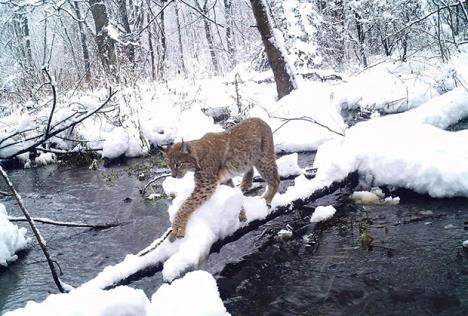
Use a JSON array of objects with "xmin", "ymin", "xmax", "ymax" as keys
[
  {"xmin": 0, "ymin": 166, "xmax": 67, "ymax": 293},
  {"xmin": 87, "ymin": 171, "xmax": 357, "ymax": 290},
  {"xmin": 140, "ymin": 173, "xmax": 171, "ymax": 196},
  {"xmin": 8, "ymin": 216, "xmax": 125, "ymax": 229},
  {"xmin": 0, "ymin": 189, "xmax": 11, "ymax": 196}
]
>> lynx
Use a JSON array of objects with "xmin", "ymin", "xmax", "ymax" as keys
[{"xmin": 163, "ymin": 117, "xmax": 280, "ymax": 242}]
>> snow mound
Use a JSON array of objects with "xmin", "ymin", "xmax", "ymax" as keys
[
  {"xmin": 351, "ymin": 188, "xmax": 400, "ymax": 205},
  {"xmin": 0, "ymin": 204, "xmax": 29, "ymax": 267},
  {"xmin": 249, "ymin": 82, "xmax": 347, "ymax": 152},
  {"xmin": 313, "ymin": 86, "xmax": 468, "ymax": 198},
  {"xmin": 4, "ymin": 286, "xmax": 150, "ymax": 316},
  {"xmin": 149, "ymin": 271, "xmax": 230, "ymax": 316},
  {"xmin": 35, "ymin": 152, "xmax": 56, "ymax": 166},
  {"xmin": 7, "ymin": 271, "xmax": 229, "ymax": 316},
  {"xmin": 276, "ymin": 153, "xmax": 305, "ymax": 177},
  {"xmin": 310, "ymin": 205, "xmax": 336, "ymax": 223}
]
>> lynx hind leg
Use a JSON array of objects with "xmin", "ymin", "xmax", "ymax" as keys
[
  {"xmin": 240, "ymin": 168, "xmax": 254, "ymax": 192},
  {"xmin": 256, "ymin": 159, "xmax": 280, "ymax": 206}
]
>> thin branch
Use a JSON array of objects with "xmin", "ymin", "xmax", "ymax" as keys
[
  {"xmin": 385, "ymin": 2, "xmax": 461, "ymax": 40},
  {"xmin": 0, "ymin": 166, "xmax": 65, "ymax": 293},
  {"xmin": 8, "ymin": 216, "xmax": 125, "ymax": 229},
  {"xmin": 2, "ymin": 88, "xmax": 117, "ymax": 159},
  {"xmin": 459, "ymin": 0, "xmax": 468, "ymax": 20},
  {"xmin": 272, "ymin": 115, "xmax": 345, "ymax": 137},
  {"xmin": 0, "ymin": 127, "xmax": 37, "ymax": 147},
  {"xmin": 179, "ymin": 0, "xmax": 225, "ymax": 28},
  {"xmin": 140, "ymin": 173, "xmax": 171, "ymax": 196},
  {"xmin": 42, "ymin": 68, "xmax": 57, "ymax": 139},
  {"xmin": 137, "ymin": 0, "xmax": 175, "ymax": 37}
]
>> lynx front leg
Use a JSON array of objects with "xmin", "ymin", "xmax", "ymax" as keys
[{"xmin": 169, "ymin": 180, "xmax": 217, "ymax": 242}]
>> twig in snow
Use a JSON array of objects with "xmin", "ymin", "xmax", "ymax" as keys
[{"xmin": 0, "ymin": 166, "xmax": 66, "ymax": 293}]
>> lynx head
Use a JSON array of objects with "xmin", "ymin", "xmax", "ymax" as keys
[{"xmin": 163, "ymin": 140, "xmax": 199, "ymax": 178}]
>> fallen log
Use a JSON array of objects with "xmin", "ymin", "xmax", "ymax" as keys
[{"xmin": 97, "ymin": 171, "xmax": 358, "ymax": 289}]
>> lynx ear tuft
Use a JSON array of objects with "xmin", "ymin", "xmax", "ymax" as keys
[{"xmin": 180, "ymin": 139, "xmax": 191, "ymax": 154}]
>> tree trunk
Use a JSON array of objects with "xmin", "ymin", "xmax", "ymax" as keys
[
  {"xmin": 147, "ymin": 13, "xmax": 156, "ymax": 80},
  {"xmin": 249, "ymin": 0, "xmax": 297, "ymax": 99},
  {"xmin": 354, "ymin": 11, "xmax": 368, "ymax": 67},
  {"xmin": 73, "ymin": 2, "xmax": 92, "ymax": 82},
  {"xmin": 333, "ymin": 0, "xmax": 345, "ymax": 68},
  {"xmin": 117, "ymin": 0, "xmax": 135, "ymax": 63},
  {"xmin": 19, "ymin": 14, "xmax": 33, "ymax": 72},
  {"xmin": 89, "ymin": 0, "xmax": 117, "ymax": 75},
  {"xmin": 159, "ymin": 5, "xmax": 167, "ymax": 80},
  {"xmin": 197, "ymin": 0, "xmax": 219, "ymax": 75},
  {"xmin": 224, "ymin": 0, "xmax": 235, "ymax": 70},
  {"xmin": 174, "ymin": 2, "xmax": 187, "ymax": 76}
]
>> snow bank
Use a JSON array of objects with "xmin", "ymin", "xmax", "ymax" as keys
[
  {"xmin": 6, "ymin": 271, "xmax": 229, "ymax": 316},
  {"xmin": 0, "ymin": 204, "xmax": 29, "ymax": 267},
  {"xmin": 310, "ymin": 205, "xmax": 336, "ymax": 223},
  {"xmin": 276, "ymin": 152, "xmax": 305, "ymax": 177},
  {"xmin": 335, "ymin": 59, "xmax": 452, "ymax": 114},
  {"xmin": 313, "ymin": 86, "xmax": 468, "ymax": 198},
  {"xmin": 249, "ymin": 83, "xmax": 347, "ymax": 152},
  {"xmin": 149, "ymin": 271, "xmax": 230, "ymax": 316},
  {"xmin": 4, "ymin": 286, "xmax": 150, "ymax": 316}
]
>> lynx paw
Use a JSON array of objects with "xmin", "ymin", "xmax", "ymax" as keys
[
  {"xmin": 239, "ymin": 207, "xmax": 247, "ymax": 222},
  {"xmin": 169, "ymin": 222, "xmax": 186, "ymax": 242}
]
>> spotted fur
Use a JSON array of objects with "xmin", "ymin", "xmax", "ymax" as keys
[{"xmin": 164, "ymin": 118, "xmax": 279, "ymax": 241}]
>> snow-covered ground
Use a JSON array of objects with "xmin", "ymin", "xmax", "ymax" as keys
[
  {"xmin": 3, "ymin": 54, "xmax": 468, "ymax": 315},
  {"xmin": 0, "ymin": 203, "xmax": 29, "ymax": 267},
  {"xmin": 313, "ymin": 86, "xmax": 468, "ymax": 198},
  {"xmin": 0, "ymin": 55, "xmax": 462, "ymax": 161}
]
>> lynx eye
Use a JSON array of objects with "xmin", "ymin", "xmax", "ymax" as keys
[{"xmin": 175, "ymin": 163, "xmax": 181, "ymax": 168}]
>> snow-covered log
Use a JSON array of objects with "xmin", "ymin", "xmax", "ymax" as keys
[{"xmin": 79, "ymin": 170, "xmax": 357, "ymax": 290}]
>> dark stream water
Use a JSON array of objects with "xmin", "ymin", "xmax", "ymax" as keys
[{"xmin": 0, "ymin": 154, "xmax": 467, "ymax": 315}]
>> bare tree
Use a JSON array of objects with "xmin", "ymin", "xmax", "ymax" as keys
[
  {"xmin": 195, "ymin": 0, "xmax": 220, "ymax": 75},
  {"xmin": 88, "ymin": 0, "xmax": 117, "ymax": 75},
  {"xmin": 174, "ymin": 2, "xmax": 187, "ymax": 76},
  {"xmin": 223, "ymin": 0, "xmax": 235, "ymax": 70},
  {"xmin": 117, "ymin": 0, "xmax": 135, "ymax": 63},
  {"xmin": 72, "ymin": 1, "xmax": 92, "ymax": 82},
  {"xmin": 249, "ymin": 0, "xmax": 297, "ymax": 99}
]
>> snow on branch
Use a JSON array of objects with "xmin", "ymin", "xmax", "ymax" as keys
[{"xmin": 0, "ymin": 87, "xmax": 117, "ymax": 159}]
